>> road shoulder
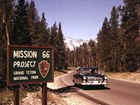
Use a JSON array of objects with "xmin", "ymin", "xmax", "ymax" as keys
[{"xmin": 48, "ymin": 73, "xmax": 98, "ymax": 105}]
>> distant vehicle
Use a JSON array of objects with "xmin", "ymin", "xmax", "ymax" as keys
[{"xmin": 73, "ymin": 68, "xmax": 108, "ymax": 87}]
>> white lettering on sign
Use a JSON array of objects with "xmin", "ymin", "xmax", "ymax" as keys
[
  {"xmin": 42, "ymin": 51, "xmax": 50, "ymax": 58},
  {"xmin": 13, "ymin": 50, "xmax": 37, "ymax": 58},
  {"xmin": 14, "ymin": 71, "xmax": 24, "ymax": 75},
  {"xmin": 13, "ymin": 61, "xmax": 36, "ymax": 68},
  {"xmin": 26, "ymin": 71, "xmax": 36, "ymax": 74},
  {"xmin": 31, "ymin": 75, "xmax": 39, "ymax": 79},
  {"xmin": 13, "ymin": 76, "xmax": 29, "ymax": 80}
]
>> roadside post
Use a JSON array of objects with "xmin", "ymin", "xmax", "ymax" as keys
[
  {"xmin": 7, "ymin": 45, "xmax": 54, "ymax": 105},
  {"xmin": 14, "ymin": 85, "xmax": 19, "ymax": 105},
  {"xmin": 42, "ymin": 83, "xmax": 47, "ymax": 105}
]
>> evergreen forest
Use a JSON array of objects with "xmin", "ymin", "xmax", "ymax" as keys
[{"xmin": 0, "ymin": 0, "xmax": 140, "ymax": 88}]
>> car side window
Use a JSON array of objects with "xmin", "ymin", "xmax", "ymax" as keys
[{"xmin": 91, "ymin": 69, "xmax": 98, "ymax": 74}]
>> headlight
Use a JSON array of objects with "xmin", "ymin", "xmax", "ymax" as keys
[
  {"xmin": 104, "ymin": 76, "xmax": 108, "ymax": 79},
  {"xmin": 83, "ymin": 76, "xmax": 86, "ymax": 80}
]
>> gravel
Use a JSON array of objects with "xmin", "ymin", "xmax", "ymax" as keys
[
  {"xmin": 47, "ymin": 76, "xmax": 98, "ymax": 105},
  {"xmin": 19, "ymin": 75, "xmax": 97, "ymax": 105}
]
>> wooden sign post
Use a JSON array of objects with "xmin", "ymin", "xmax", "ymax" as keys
[
  {"xmin": 7, "ymin": 45, "xmax": 54, "ymax": 105},
  {"xmin": 42, "ymin": 83, "xmax": 47, "ymax": 105},
  {"xmin": 14, "ymin": 86, "xmax": 19, "ymax": 105}
]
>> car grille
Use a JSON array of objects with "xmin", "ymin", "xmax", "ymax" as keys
[{"xmin": 87, "ymin": 77, "xmax": 102, "ymax": 82}]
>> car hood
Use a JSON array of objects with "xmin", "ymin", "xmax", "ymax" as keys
[{"xmin": 84, "ymin": 74, "xmax": 104, "ymax": 78}]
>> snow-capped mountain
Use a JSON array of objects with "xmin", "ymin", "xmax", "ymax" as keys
[{"xmin": 64, "ymin": 37, "xmax": 89, "ymax": 50}]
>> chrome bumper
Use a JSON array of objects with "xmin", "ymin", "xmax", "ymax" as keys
[{"xmin": 81, "ymin": 81, "xmax": 107, "ymax": 85}]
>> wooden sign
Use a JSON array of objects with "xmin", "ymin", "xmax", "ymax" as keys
[{"xmin": 7, "ymin": 45, "xmax": 54, "ymax": 86}]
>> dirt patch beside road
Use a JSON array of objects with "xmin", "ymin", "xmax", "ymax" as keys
[
  {"xmin": 106, "ymin": 72, "xmax": 140, "ymax": 84},
  {"xmin": 20, "ymin": 75, "xmax": 96, "ymax": 105},
  {"xmin": 47, "ymin": 76, "xmax": 96, "ymax": 105}
]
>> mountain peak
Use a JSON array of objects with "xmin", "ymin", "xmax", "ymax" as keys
[{"xmin": 64, "ymin": 37, "xmax": 89, "ymax": 50}]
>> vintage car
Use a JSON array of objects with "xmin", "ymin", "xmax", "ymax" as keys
[{"xmin": 73, "ymin": 68, "xmax": 108, "ymax": 86}]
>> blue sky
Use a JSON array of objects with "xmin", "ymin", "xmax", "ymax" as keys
[{"xmin": 33, "ymin": 0, "xmax": 124, "ymax": 40}]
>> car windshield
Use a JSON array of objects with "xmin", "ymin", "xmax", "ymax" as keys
[
  {"xmin": 80, "ymin": 69, "xmax": 91, "ymax": 75},
  {"xmin": 79, "ymin": 68, "xmax": 99, "ymax": 75}
]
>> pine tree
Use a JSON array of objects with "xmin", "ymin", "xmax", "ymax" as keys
[
  {"xmin": 75, "ymin": 47, "xmax": 82, "ymax": 67},
  {"xmin": 27, "ymin": 0, "xmax": 40, "ymax": 45},
  {"xmin": 12, "ymin": 0, "xmax": 31, "ymax": 45},
  {"xmin": 51, "ymin": 22, "xmax": 58, "ymax": 69},
  {"xmin": 121, "ymin": 0, "xmax": 139, "ymax": 71},
  {"xmin": 97, "ymin": 18, "xmax": 111, "ymax": 71},
  {"xmin": 66, "ymin": 40, "xmax": 97, "ymax": 68},
  {"xmin": 109, "ymin": 6, "xmax": 120, "ymax": 72},
  {"xmin": 57, "ymin": 22, "xmax": 66, "ymax": 69},
  {"xmin": 88, "ymin": 39, "xmax": 97, "ymax": 67},
  {"xmin": 81, "ymin": 43, "xmax": 89, "ymax": 67},
  {"xmin": 38, "ymin": 12, "xmax": 50, "ymax": 46},
  {"xmin": 50, "ymin": 22, "xmax": 57, "ymax": 45},
  {"xmin": 65, "ymin": 48, "xmax": 70, "ymax": 68},
  {"xmin": 50, "ymin": 22, "xmax": 66, "ymax": 70}
]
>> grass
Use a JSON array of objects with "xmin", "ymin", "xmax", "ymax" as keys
[
  {"xmin": 0, "ymin": 90, "xmax": 13, "ymax": 105},
  {"xmin": 105, "ymin": 72, "xmax": 140, "ymax": 84},
  {"xmin": 0, "ymin": 89, "xmax": 27, "ymax": 105},
  {"xmin": 0, "ymin": 69, "xmax": 70, "ymax": 104}
]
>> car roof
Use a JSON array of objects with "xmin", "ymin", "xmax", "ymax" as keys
[{"xmin": 79, "ymin": 68, "xmax": 99, "ymax": 70}]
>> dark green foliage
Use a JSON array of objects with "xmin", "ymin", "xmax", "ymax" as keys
[
  {"xmin": 96, "ymin": 0, "xmax": 140, "ymax": 72},
  {"xmin": 51, "ymin": 22, "xmax": 66, "ymax": 70},
  {"xmin": 0, "ymin": 0, "xmax": 15, "ymax": 88},
  {"xmin": 66, "ymin": 40, "xmax": 97, "ymax": 68},
  {"xmin": 0, "ymin": 0, "xmax": 140, "ymax": 90},
  {"xmin": 57, "ymin": 23, "xmax": 66, "ymax": 69},
  {"xmin": 51, "ymin": 22, "xmax": 58, "ymax": 68},
  {"xmin": 11, "ymin": 0, "xmax": 31, "ymax": 45},
  {"xmin": 80, "ymin": 43, "xmax": 89, "ymax": 67},
  {"xmin": 97, "ymin": 18, "xmax": 111, "ymax": 71},
  {"xmin": 27, "ymin": 0, "xmax": 40, "ymax": 45},
  {"xmin": 38, "ymin": 12, "xmax": 50, "ymax": 46},
  {"xmin": 121, "ymin": 0, "xmax": 139, "ymax": 72},
  {"xmin": 109, "ymin": 6, "xmax": 120, "ymax": 72},
  {"xmin": 66, "ymin": 49, "xmax": 76, "ymax": 67},
  {"xmin": 88, "ymin": 39, "xmax": 97, "ymax": 67},
  {"xmin": 0, "ymin": 0, "xmax": 66, "ymax": 89},
  {"xmin": 68, "ymin": 0, "xmax": 140, "ymax": 72}
]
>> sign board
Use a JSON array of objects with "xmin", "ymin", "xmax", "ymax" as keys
[{"xmin": 7, "ymin": 45, "xmax": 54, "ymax": 86}]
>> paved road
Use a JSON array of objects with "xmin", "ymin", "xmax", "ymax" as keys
[{"xmin": 61, "ymin": 72, "xmax": 140, "ymax": 105}]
